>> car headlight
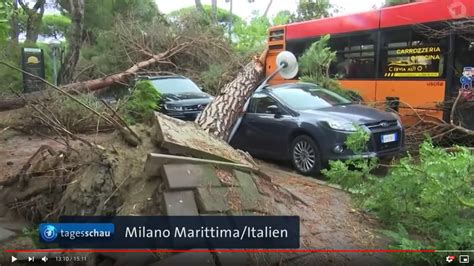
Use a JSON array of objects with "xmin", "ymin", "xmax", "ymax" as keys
[
  {"xmin": 326, "ymin": 121, "xmax": 357, "ymax": 132},
  {"xmin": 164, "ymin": 104, "xmax": 183, "ymax": 111}
]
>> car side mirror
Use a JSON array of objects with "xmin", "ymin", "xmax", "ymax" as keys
[{"xmin": 266, "ymin": 105, "xmax": 282, "ymax": 117}]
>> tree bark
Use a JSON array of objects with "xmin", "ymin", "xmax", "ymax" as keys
[
  {"xmin": 211, "ymin": 0, "xmax": 217, "ymax": 24},
  {"xmin": 195, "ymin": 52, "xmax": 267, "ymax": 141},
  {"xmin": 195, "ymin": 0, "xmax": 206, "ymax": 16},
  {"xmin": 18, "ymin": 0, "xmax": 46, "ymax": 44},
  {"xmin": 263, "ymin": 0, "xmax": 273, "ymax": 17},
  {"xmin": 59, "ymin": 0, "xmax": 85, "ymax": 85},
  {"xmin": 62, "ymin": 52, "xmax": 173, "ymax": 92},
  {"xmin": 10, "ymin": 0, "xmax": 20, "ymax": 47},
  {"xmin": 228, "ymin": 0, "xmax": 233, "ymax": 35},
  {"xmin": 0, "ymin": 91, "xmax": 44, "ymax": 111}
]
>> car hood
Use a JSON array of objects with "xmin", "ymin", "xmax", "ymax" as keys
[{"xmin": 299, "ymin": 104, "xmax": 396, "ymax": 125}]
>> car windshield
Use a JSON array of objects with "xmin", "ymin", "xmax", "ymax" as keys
[
  {"xmin": 151, "ymin": 78, "xmax": 202, "ymax": 94},
  {"xmin": 272, "ymin": 86, "xmax": 352, "ymax": 110}
]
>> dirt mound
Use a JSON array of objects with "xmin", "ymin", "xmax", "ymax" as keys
[
  {"xmin": 0, "ymin": 124, "xmax": 161, "ymax": 222},
  {"xmin": 0, "ymin": 116, "xmax": 296, "ymax": 223}
]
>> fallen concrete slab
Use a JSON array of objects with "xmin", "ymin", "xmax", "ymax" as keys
[
  {"xmin": 152, "ymin": 112, "xmax": 253, "ymax": 167},
  {"xmin": 144, "ymin": 153, "xmax": 255, "ymax": 178},
  {"xmin": 162, "ymin": 164, "xmax": 221, "ymax": 189},
  {"xmin": 163, "ymin": 191, "xmax": 199, "ymax": 215}
]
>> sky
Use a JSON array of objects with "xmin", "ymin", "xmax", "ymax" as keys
[{"xmin": 155, "ymin": 0, "xmax": 386, "ymax": 20}]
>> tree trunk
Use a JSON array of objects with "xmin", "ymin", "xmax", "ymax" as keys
[
  {"xmin": 228, "ymin": 0, "xmax": 233, "ymax": 35},
  {"xmin": 195, "ymin": 53, "xmax": 267, "ymax": 141},
  {"xmin": 211, "ymin": 0, "xmax": 217, "ymax": 24},
  {"xmin": 0, "ymin": 91, "xmax": 44, "ymax": 111},
  {"xmin": 263, "ymin": 0, "xmax": 273, "ymax": 17},
  {"xmin": 59, "ymin": 0, "xmax": 85, "ymax": 85},
  {"xmin": 10, "ymin": 0, "xmax": 20, "ymax": 47},
  {"xmin": 19, "ymin": 0, "xmax": 45, "ymax": 45},
  {"xmin": 25, "ymin": 14, "xmax": 42, "ymax": 44},
  {"xmin": 195, "ymin": 0, "xmax": 206, "ymax": 16}
]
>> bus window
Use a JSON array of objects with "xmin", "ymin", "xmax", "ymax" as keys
[
  {"xmin": 286, "ymin": 38, "xmax": 317, "ymax": 60},
  {"xmin": 379, "ymin": 27, "xmax": 446, "ymax": 79},
  {"xmin": 329, "ymin": 32, "xmax": 377, "ymax": 80},
  {"xmin": 454, "ymin": 37, "xmax": 474, "ymax": 80}
]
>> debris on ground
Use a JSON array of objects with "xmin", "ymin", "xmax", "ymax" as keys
[{"xmin": 0, "ymin": 109, "xmax": 391, "ymax": 265}]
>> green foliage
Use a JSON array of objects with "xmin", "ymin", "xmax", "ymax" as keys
[
  {"xmin": 345, "ymin": 126, "xmax": 370, "ymax": 152},
  {"xmin": 79, "ymin": 30, "xmax": 129, "ymax": 77},
  {"xmin": 322, "ymin": 126, "xmax": 377, "ymax": 191},
  {"xmin": 46, "ymin": 93, "xmax": 105, "ymax": 132},
  {"xmin": 232, "ymin": 11, "xmax": 290, "ymax": 54},
  {"xmin": 232, "ymin": 13, "xmax": 270, "ymax": 54},
  {"xmin": 122, "ymin": 81, "xmax": 161, "ymax": 124},
  {"xmin": 41, "ymin": 14, "xmax": 71, "ymax": 39},
  {"xmin": 299, "ymin": 35, "xmax": 360, "ymax": 100},
  {"xmin": 291, "ymin": 0, "xmax": 333, "ymax": 22},
  {"xmin": 384, "ymin": 0, "xmax": 415, "ymax": 7},
  {"xmin": 323, "ymin": 132, "xmax": 474, "ymax": 264},
  {"xmin": 199, "ymin": 63, "xmax": 229, "ymax": 94},
  {"xmin": 169, "ymin": 5, "xmax": 242, "ymax": 27},
  {"xmin": 273, "ymin": 10, "xmax": 292, "ymax": 26},
  {"xmin": 21, "ymin": 227, "xmax": 45, "ymax": 248},
  {"xmin": 81, "ymin": 0, "xmax": 163, "ymax": 35},
  {"xmin": 0, "ymin": 49, "xmax": 21, "ymax": 96},
  {"xmin": 0, "ymin": 0, "xmax": 11, "ymax": 42},
  {"xmin": 299, "ymin": 35, "xmax": 336, "ymax": 81},
  {"xmin": 18, "ymin": 91, "xmax": 107, "ymax": 133}
]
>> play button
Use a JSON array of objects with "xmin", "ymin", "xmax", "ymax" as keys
[{"xmin": 11, "ymin": 256, "xmax": 17, "ymax": 262}]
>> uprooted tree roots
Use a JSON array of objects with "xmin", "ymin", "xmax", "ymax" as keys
[
  {"xmin": 0, "ymin": 124, "xmax": 162, "ymax": 223},
  {"xmin": 0, "ymin": 144, "xmax": 96, "ymax": 221}
]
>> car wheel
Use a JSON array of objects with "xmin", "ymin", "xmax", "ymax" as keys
[{"xmin": 290, "ymin": 135, "xmax": 321, "ymax": 176}]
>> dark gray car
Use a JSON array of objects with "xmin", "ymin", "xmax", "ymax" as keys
[
  {"xmin": 230, "ymin": 82, "xmax": 405, "ymax": 175},
  {"xmin": 148, "ymin": 76, "xmax": 213, "ymax": 121}
]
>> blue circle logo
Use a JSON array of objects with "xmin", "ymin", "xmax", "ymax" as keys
[{"xmin": 41, "ymin": 225, "xmax": 58, "ymax": 242}]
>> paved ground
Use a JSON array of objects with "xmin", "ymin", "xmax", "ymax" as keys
[{"xmin": 259, "ymin": 163, "xmax": 393, "ymax": 264}]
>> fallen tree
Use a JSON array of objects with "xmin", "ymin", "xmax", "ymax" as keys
[
  {"xmin": 402, "ymin": 90, "xmax": 474, "ymax": 150},
  {"xmin": 196, "ymin": 51, "xmax": 267, "ymax": 140},
  {"xmin": 0, "ymin": 41, "xmax": 193, "ymax": 110}
]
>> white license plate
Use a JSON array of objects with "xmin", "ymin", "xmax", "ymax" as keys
[{"xmin": 381, "ymin": 133, "xmax": 397, "ymax": 143}]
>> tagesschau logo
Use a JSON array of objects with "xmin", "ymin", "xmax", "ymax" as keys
[
  {"xmin": 41, "ymin": 224, "xmax": 58, "ymax": 242},
  {"xmin": 39, "ymin": 223, "xmax": 115, "ymax": 243}
]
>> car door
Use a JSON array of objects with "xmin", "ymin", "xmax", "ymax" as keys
[{"xmin": 235, "ymin": 93, "xmax": 295, "ymax": 159}]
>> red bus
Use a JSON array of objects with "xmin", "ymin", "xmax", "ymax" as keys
[{"xmin": 265, "ymin": 0, "xmax": 474, "ymax": 122}]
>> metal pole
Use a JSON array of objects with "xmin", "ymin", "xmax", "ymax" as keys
[{"xmin": 52, "ymin": 48, "xmax": 57, "ymax": 86}]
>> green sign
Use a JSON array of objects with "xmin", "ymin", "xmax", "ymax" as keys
[{"xmin": 21, "ymin": 47, "xmax": 46, "ymax": 93}]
